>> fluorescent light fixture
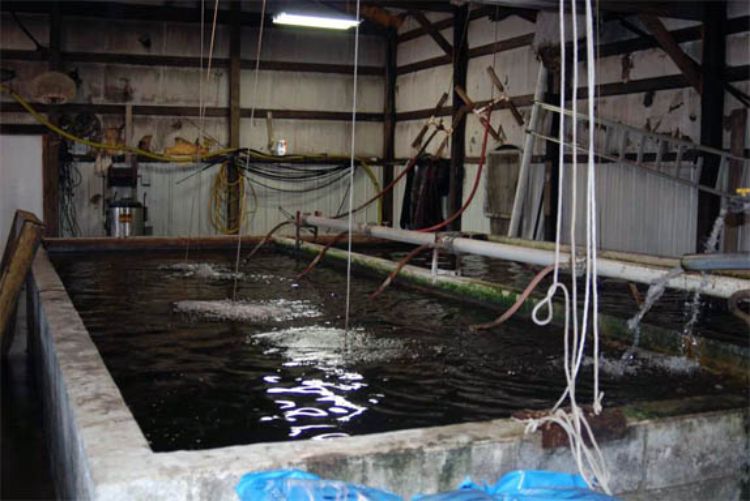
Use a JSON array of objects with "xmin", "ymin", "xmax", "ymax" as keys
[{"xmin": 272, "ymin": 12, "xmax": 361, "ymax": 30}]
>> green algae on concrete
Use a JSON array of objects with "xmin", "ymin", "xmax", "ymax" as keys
[{"xmin": 273, "ymin": 237, "xmax": 749, "ymax": 377}]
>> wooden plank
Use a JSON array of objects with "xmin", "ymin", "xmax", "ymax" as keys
[
  {"xmin": 399, "ymin": 15, "xmax": 454, "ymax": 44},
  {"xmin": 397, "ymin": 6, "xmax": 534, "ymax": 44},
  {"xmin": 639, "ymin": 14, "xmax": 703, "ymax": 94},
  {"xmin": 449, "ymin": 5, "xmax": 469, "ymax": 232},
  {"xmin": 0, "ymin": 1, "xmax": 385, "ymax": 36},
  {"xmin": 410, "ymin": 11, "xmax": 453, "ymax": 56},
  {"xmin": 1, "ymin": 101, "xmax": 384, "ymax": 122},
  {"xmin": 396, "ymin": 54, "xmax": 451, "ymax": 76},
  {"xmin": 393, "ymin": 15, "xmax": 748, "ymax": 76},
  {"xmin": 724, "ymin": 109, "xmax": 747, "ymax": 252},
  {"xmin": 0, "ymin": 211, "xmax": 38, "ymax": 273},
  {"xmin": 0, "ymin": 50, "xmax": 384, "ymax": 76},
  {"xmin": 468, "ymin": 33, "xmax": 535, "ymax": 58},
  {"xmin": 43, "ymin": 234, "xmax": 383, "ymax": 253},
  {"xmin": 396, "ymin": 64, "xmax": 750, "ymax": 123},
  {"xmin": 0, "ymin": 213, "xmax": 44, "ymax": 357}
]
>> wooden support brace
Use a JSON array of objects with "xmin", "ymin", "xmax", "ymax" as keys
[
  {"xmin": 411, "ymin": 92, "xmax": 449, "ymax": 149},
  {"xmin": 435, "ymin": 107, "xmax": 469, "ymax": 158},
  {"xmin": 411, "ymin": 11, "xmax": 453, "ymax": 56},
  {"xmin": 1, "ymin": 211, "xmax": 44, "ymax": 358},
  {"xmin": 454, "ymin": 85, "xmax": 503, "ymax": 142},
  {"xmin": 639, "ymin": 14, "xmax": 703, "ymax": 94},
  {"xmin": 486, "ymin": 66, "xmax": 525, "ymax": 126}
]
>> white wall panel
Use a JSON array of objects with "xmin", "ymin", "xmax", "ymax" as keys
[
  {"xmin": 467, "ymin": 15, "xmax": 535, "ymax": 47},
  {"xmin": 240, "ymin": 71, "xmax": 382, "ymax": 113},
  {"xmin": 242, "ymin": 28, "xmax": 384, "ymax": 67},
  {"xmin": 395, "ymin": 65, "xmax": 453, "ymax": 113},
  {"xmin": 397, "ymin": 27, "xmax": 453, "ymax": 67},
  {"xmin": 0, "ymin": 135, "xmax": 44, "ymax": 253},
  {"xmin": 240, "ymin": 118, "xmax": 382, "ymax": 157}
]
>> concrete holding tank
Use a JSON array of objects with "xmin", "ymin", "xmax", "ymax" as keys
[{"xmin": 27, "ymin": 246, "xmax": 749, "ymax": 500}]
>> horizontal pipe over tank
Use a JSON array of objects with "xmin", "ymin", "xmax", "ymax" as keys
[{"xmin": 301, "ymin": 215, "xmax": 750, "ymax": 299}]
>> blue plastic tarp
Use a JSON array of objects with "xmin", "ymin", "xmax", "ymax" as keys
[
  {"xmin": 235, "ymin": 469, "xmax": 619, "ymax": 501},
  {"xmin": 415, "ymin": 470, "xmax": 619, "ymax": 501},
  {"xmin": 235, "ymin": 469, "xmax": 402, "ymax": 501}
]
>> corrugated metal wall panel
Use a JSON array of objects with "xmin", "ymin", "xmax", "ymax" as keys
[
  {"xmin": 19, "ymin": 15, "xmax": 388, "ymax": 238},
  {"xmin": 560, "ymin": 162, "xmax": 699, "ymax": 257}
]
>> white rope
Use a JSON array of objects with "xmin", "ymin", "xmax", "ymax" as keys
[
  {"xmin": 232, "ymin": 0, "xmax": 268, "ymax": 300},
  {"xmin": 344, "ymin": 0, "xmax": 362, "ymax": 333},
  {"xmin": 185, "ymin": 0, "xmax": 210, "ymax": 262},
  {"xmin": 527, "ymin": 0, "xmax": 611, "ymax": 493}
]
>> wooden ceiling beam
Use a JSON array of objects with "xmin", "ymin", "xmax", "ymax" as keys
[
  {"xmin": 638, "ymin": 14, "xmax": 703, "ymax": 94},
  {"xmin": 0, "ymin": 1, "xmax": 385, "ymax": 35},
  {"xmin": 410, "ymin": 10, "xmax": 453, "ymax": 56}
]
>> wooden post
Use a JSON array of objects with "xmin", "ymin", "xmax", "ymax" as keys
[
  {"xmin": 1, "ymin": 212, "xmax": 44, "ymax": 358},
  {"xmin": 43, "ymin": 1, "xmax": 63, "ymax": 237},
  {"xmin": 227, "ymin": 0, "xmax": 242, "ymax": 234},
  {"xmin": 448, "ymin": 4, "xmax": 469, "ymax": 232},
  {"xmin": 696, "ymin": 1, "xmax": 726, "ymax": 251},
  {"xmin": 724, "ymin": 108, "xmax": 747, "ymax": 251},
  {"xmin": 382, "ymin": 27, "xmax": 397, "ymax": 226},
  {"xmin": 42, "ymin": 135, "xmax": 61, "ymax": 237},
  {"xmin": 49, "ymin": 2, "xmax": 62, "ymax": 72}
]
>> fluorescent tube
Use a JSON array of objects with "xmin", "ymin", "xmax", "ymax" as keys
[{"xmin": 272, "ymin": 12, "xmax": 360, "ymax": 30}]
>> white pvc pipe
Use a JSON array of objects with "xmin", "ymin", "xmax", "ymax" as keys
[{"xmin": 302, "ymin": 215, "xmax": 750, "ymax": 299}]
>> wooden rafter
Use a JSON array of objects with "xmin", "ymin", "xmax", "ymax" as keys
[
  {"xmin": 410, "ymin": 11, "xmax": 453, "ymax": 56},
  {"xmin": 320, "ymin": 1, "xmax": 402, "ymax": 29},
  {"xmin": 638, "ymin": 14, "xmax": 703, "ymax": 94},
  {"xmin": 628, "ymin": 15, "xmax": 750, "ymax": 106}
]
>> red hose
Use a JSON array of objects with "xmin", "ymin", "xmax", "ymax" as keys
[
  {"xmin": 369, "ymin": 244, "xmax": 432, "ymax": 299},
  {"xmin": 334, "ymin": 128, "xmax": 441, "ymax": 220},
  {"xmin": 416, "ymin": 110, "xmax": 493, "ymax": 233},
  {"xmin": 296, "ymin": 231, "xmax": 348, "ymax": 279},
  {"xmin": 243, "ymin": 220, "xmax": 291, "ymax": 262},
  {"xmin": 470, "ymin": 264, "xmax": 555, "ymax": 330}
]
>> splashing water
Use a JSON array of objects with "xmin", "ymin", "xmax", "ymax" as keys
[
  {"xmin": 682, "ymin": 207, "xmax": 728, "ymax": 353},
  {"xmin": 161, "ymin": 262, "xmax": 244, "ymax": 281},
  {"xmin": 622, "ymin": 266, "xmax": 684, "ymax": 360},
  {"xmin": 173, "ymin": 299, "xmax": 321, "ymax": 323},
  {"xmin": 586, "ymin": 350, "xmax": 700, "ymax": 378},
  {"xmin": 623, "ymin": 208, "xmax": 728, "ymax": 361}
]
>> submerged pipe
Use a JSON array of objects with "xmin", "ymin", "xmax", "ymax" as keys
[{"xmin": 301, "ymin": 215, "xmax": 750, "ymax": 300}]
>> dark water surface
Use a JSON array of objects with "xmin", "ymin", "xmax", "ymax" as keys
[{"xmin": 51, "ymin": 250, "xmax": 747, "ymax": 452}]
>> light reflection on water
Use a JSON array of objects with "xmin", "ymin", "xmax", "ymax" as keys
[{"xmin": 255, "ymin": 326, "xmax": 380, "ymax": 440}]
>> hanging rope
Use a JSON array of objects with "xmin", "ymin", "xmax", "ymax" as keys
[
  {"xmin": 344, "ymin": 0, "xmax": 362, "ymax": 333},
  {"xmin": 232, "ymin": 0, "xmax": 268, "ymax": 300},
  {"xmin": 185, "ymin": 0, "xmax": 210, "ymax": 263},
  {"xmin": 524, "ymin": 1, "xmax": 612, "ymax": 493}
]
